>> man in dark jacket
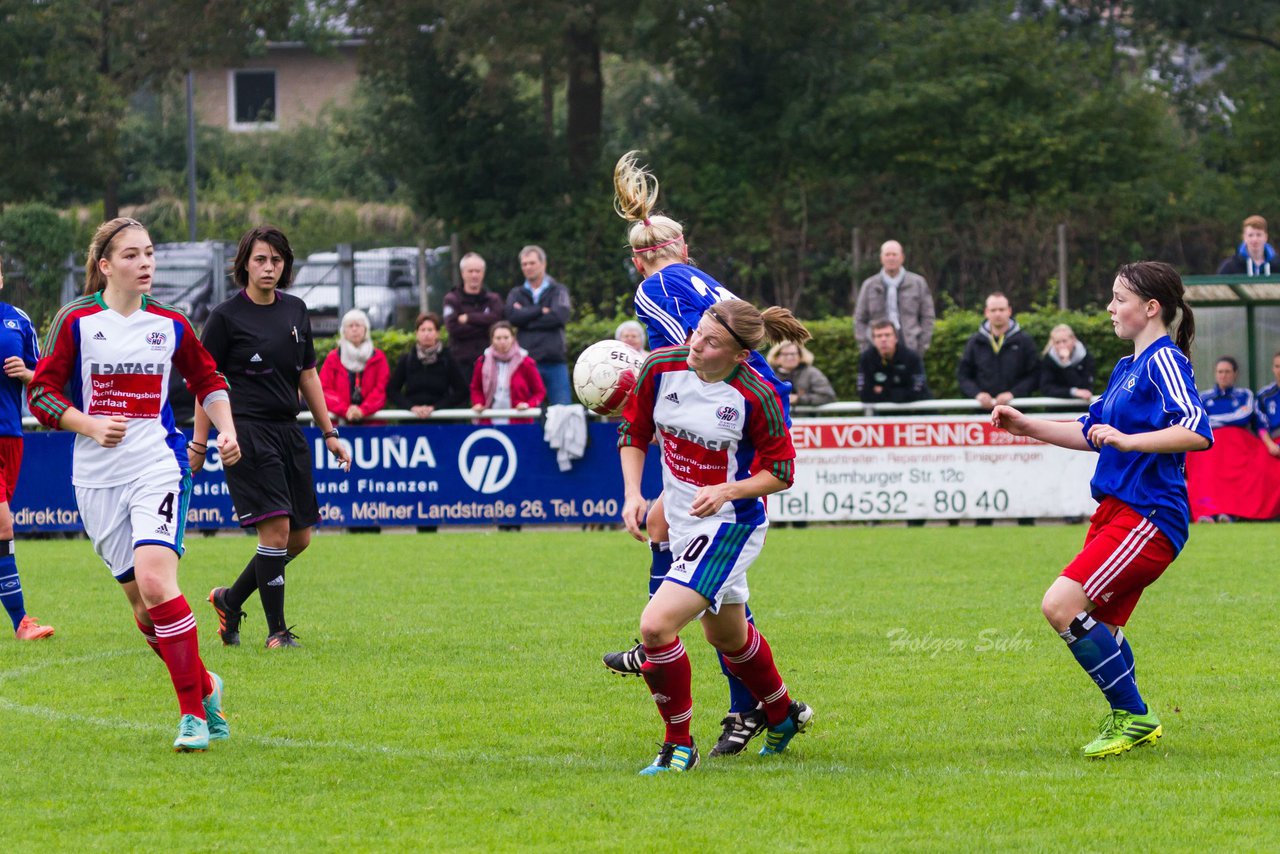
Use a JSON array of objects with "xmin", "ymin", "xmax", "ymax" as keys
[
  {"xmin": 857, "ymin": 320, "xmax": 930, "ymax": 403},
  {"xmin": 505, "ymin": 245, "xmax": 573, "ymax": 405},
  {"xmin": 443, "ymin": 252, "xmax": 505, "ymax": 373},
  {"xmin": 957, "ymin": 292, "xmax": 1039, "ymax": 410},
  {"xmin": 1217, "ymin": 215, "xmax": 1276, "ymax": 276}
]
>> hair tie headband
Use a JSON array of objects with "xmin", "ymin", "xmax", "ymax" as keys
[
  {"xmin": 98, "ymin": 218, "xmax": 142, "ymax": 257},
  {"xmin": 634, "ymin": 235, "xmax": 684, "ymax": 254},
  {"xmin": 706, "ymin": 308, "xmax": 750, "ymax": 351},
  {"xmin": 642, "ymin": 218, "xmax": 652, "ymax": 226}
]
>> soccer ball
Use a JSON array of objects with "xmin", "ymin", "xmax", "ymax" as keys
[{"xmin": 573, "ymin": 339, "xmax": 645, "ymax": 416}]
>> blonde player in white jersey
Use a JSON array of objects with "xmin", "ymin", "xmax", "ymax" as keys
[
  {"xmin": 617, "ymin": 298, "xmax": 814, "ymax": 774},
  {"xmin": 28, "ymin": 217, "xmax": 242, "ymax": 752}
]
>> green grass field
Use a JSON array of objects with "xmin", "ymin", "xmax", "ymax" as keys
[{"xmin": 1, "ymin": 524, "xmax": 1276, "ymax": 851}]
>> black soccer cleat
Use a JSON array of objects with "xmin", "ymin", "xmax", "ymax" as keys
[
  {"xmin": 603, "ymin": 641, "xmax": 646, "ymax": 676},
  {"xmin": 208, "ymin": 587, "xmax": 246, "ymax": 647},
  {"xmin": 709, "ymin": 707, "xmax": 768, "ymax": 757},
  {"xmin": 265, "ymin": 627, "xmax": 302, "ymax": 649}
]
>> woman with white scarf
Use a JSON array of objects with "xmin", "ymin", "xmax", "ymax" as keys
[
  {"xmin": 320, "ymin": 309, "xmax": 390, "ymax": 424},
  {"xmin": 469, "ymin": 320, "xmax": 545, "ymax": 425}
]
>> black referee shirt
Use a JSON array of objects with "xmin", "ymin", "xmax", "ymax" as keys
[{"xmin": 202, "ymin": 289, "xmax": 316, "ymax": 423}]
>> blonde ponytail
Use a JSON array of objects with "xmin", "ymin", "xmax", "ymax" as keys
[{"xmin": 613, "ymin": 150, "xmax": 686, "ymax": 264}]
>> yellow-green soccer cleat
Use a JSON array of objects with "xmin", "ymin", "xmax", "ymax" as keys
[
  {"xmin": 759, "ymin": 701, "xmax": 814, "ymax": 756},
  {"xmin": 173, "ymin": 713, "xmax": 210, "ymax": 752},
  {"xmin": 639, "ymin": 741, "xmax": 699, "ymax": 775},
  {"xmin": 203, "ymin": 672, "xmax": 229, "ymax": 741},
  {"xmin": 1082, "ymin": 709, "xmax": 1162, "ymax": 759}
]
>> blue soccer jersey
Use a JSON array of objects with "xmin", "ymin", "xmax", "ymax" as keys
[
  {"xmin": 633, "ymin": 263, "xmax": 792, "ymax": 417},
  {"xmin": 1257, "ymin": 383, "xmax": 1280, "ymax": 437},
  {"xmin": 0, "ymin": 303, "xmax": 39, "ymax": 438},
  {"xmin": 1079, "ymin": 336, "xmax": 1213, "ymax": 554},
  {"xmin": 1199, "ymin": 385, "xmax": 1262, "ymax": 431}
]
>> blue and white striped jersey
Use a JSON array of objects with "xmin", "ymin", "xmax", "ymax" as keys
[
  {"xmin": 1079, "ymin": 336, "xmax": 1213, "ymax": 554},
  {"xmin": 1199, "ymin": 385, "xmax": 1262, "ymax": 431},
  {"xmin": 1255, "ymin": 382, "xmax": 1280, "ymax": 436},
  {"xmin": 0, "ymin": 303, "xmax": 38, "ymax": 437},
  {"xmin": 634, "ymin": 264, "xmax": 792, "ymax": 419}
]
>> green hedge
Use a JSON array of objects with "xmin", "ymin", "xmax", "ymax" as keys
[{"xmin": 318, "ymin": 307, "xmax": 1130, "ymax": 403}]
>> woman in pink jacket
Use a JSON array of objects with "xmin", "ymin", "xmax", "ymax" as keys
[
  {"xmin": 470, "ymin": 321, "xmax": 545, "ymax": 425},
  {"xmin": 320, "ymin": 309, "xmax": 389, "ymax": 424}
]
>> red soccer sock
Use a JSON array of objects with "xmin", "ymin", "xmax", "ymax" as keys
[
  {"xmin": 148, "ymin": 595, "xmax": 208, "ymax": 719},
  {"xmin": 721, "ymin": 624, "xmax": 791, "ymax": 726},
  {"xmin": 641, "ymin": 638, "xmax": 693, "ymax": 747},
  {"xmin": 135, "ymin": 617, "xmax": 164, "ymax": 661}
]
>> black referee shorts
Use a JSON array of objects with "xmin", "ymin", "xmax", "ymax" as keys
[{"xmin": 223, "ymin": 420, "xmax": 321, "ymax": 529}]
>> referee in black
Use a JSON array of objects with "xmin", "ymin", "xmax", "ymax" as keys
[{"xmin": 191, "ymin": 225, "xmax": 351, "ymax": 649}]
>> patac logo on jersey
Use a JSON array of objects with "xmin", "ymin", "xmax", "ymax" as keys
[
  {"xmin": 146, "ymin": 331, "xmax": 167, "ymax": 350},
  {"xmin": 716, "ymin": 405, "xmax": 740, "ymax": 426}
]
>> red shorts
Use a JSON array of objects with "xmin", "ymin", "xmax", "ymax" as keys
[
  {"xmin": 1061, "ymin": 496, "xmax": 1176, "ymax": 626},
  {"xmin": 0, "ymin": 436, "xmax": 22, "ymax": 503}
]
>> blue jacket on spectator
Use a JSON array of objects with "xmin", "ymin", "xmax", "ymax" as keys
[
  {"xmin": 1199, "ymin": 385, "xmax": 1263, "ymax": 431},
  {"xmin": 1256, "ymin": 383, "xmax": 1280, "ymax": 437}
]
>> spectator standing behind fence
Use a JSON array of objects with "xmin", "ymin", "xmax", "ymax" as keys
[
  {"xmin": 470, "ymin": 321, "xmax": 545, "ymax": 425},
  {"xmin": 1255, "ymin": 351, "xmax": 1280, "ymax": 457},
  {"xmin": 1040, "ymin": 324, "xmax": 1096, "ymax": 401},
  {"xmin": 444, "ymin": 252, "xmax": 505, "ymax": 371},
  {"xmin": 505, "ymin": 245, "xmax": 572, "ymax": 405},
  {"xmin": 767, "ymin": 341, "xmax": 836, "ymax": 406},
  {"xmin": 320, "ymin": 309, "xmax": 389, "ymax": 425},
  {"xmin": 853, "ymin": 240, "xmax": 936, "ymax": 354},
  {"xmin": 390, "ymin": 312, "xmax": 467, "ymax": 418},
  {"xmin": 857, "ymin": 320, "xmax": 929, "ymax": 403},
  {"xmin": 957, "ymin": 292, "xmax": 1039, "ymax": 410},
  {"xmin": 616, "ymin": 319, "xmax": 649, "ymax": 356},
  {"xmin": 1217, "ymin": 215, "xmax": 1276, "ymax": 276}
]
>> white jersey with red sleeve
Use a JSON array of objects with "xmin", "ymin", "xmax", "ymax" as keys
[
  {"xmin": 619, "ymin": 346, "xmax": 795, "ymax": 530},
  {"xmin": 28, "ymin": 294, "xmax": 230, "ymax": 488}
]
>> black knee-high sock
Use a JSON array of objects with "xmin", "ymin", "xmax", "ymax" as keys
[
  {"xmin": 255, "ymin": 545, "xmax": 289, "ymax": 634},
  {"xmin": 227, "ymin": 555, "xmax": 258, "ymax": 610}
]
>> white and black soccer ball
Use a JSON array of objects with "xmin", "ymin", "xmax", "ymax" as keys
[{"xmin": 573, "ymin": 339, "xmax": 645, "ymax": 416}]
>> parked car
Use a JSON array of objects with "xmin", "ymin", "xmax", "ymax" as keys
[
  {"xmin": 149, "ymin": 242, "xmax": 233, "ymax": 326},
  {"xmin": 290, "ymin": 246, "xmax": 450, "ymax": 334}
]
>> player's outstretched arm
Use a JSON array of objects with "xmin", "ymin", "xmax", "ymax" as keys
[
  {"xmin": 619, "ymin": 445, "xmax": 648, "ymax": 542},
  {"xmin": 1087, "ymin": 423, "xmax": 1210, "ymax": 454},
  {"xmin": 991, "ymin": 405, "xmax": 1093, "ymax": 452}
]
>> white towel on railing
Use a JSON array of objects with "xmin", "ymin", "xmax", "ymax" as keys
[{"xmin": 543, "ymin": 404, "xmax": 589, "ymax": 471}]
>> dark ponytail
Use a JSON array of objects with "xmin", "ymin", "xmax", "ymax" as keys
[{"xmin": 1114, "ymin": 261, "xmax": 1195, "ymax": 357}]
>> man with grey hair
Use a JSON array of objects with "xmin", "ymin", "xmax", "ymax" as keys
[
  {"xmin": 853, "ymin": 240, "xmax": 936, "ymax": 354},
  {"xmin": 443, "ymin": 251, "xmax": 505, "ymax": 373},
  {"xmin": 505, "ymin": 245, "xmax": 573, "ymax": 405}
]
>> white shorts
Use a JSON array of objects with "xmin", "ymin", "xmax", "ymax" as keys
[
  {"xmin": 75, "ymin": 471, "xmax": 191, "ymax": 583},
  {"xmin": 665, "ymin": 519, "xmax": 766, "ymax": 613}
]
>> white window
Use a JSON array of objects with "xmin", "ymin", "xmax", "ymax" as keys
[{"xmin": 228, "ymin": 69, "xmax": 278, "ymax": 131}]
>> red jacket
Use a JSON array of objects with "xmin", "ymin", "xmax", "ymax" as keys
[
  {"xmin": 320, "ymin": 348, "xmax": 389, "ymax": 423},
  {"xmin": 469, "ymin": 353, "xmax": 545, "ymax": 424}
]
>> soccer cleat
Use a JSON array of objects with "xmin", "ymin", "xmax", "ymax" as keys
[
  {"xmin": 265, "ymin": 627, "xmax": 301, "ymax": 649},
  {"xmin": 173, "ymin": 713, "xmax": 210, "ymax": 752},
  {"xmin": 15, "ymin": 615, "xmax": 55, "ymax": 640},
  {"xmin": 759, "ymin": 700, "xmax": 814, "ymax": 756},
  {"xmin": 208, "ymin": 587, "xmax": 246, "ymax": 647},
  {"xmin": 709, "ymin": 707, "xmax": 768, "ymax": 757},
  {"xmin": 203, "ymin": 671, "xmax": 229, "ymax": 741},
  {"xmin": 638, "ymin": 740, "xmax": 699, "ymax": 775},
  {"xmin": 1082, "ymin": 709, "xmax": 1162, "ymax": 759},
  {"xmin": 603, "ymin": 641, "xmax": 646, "ymax": 676}
]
